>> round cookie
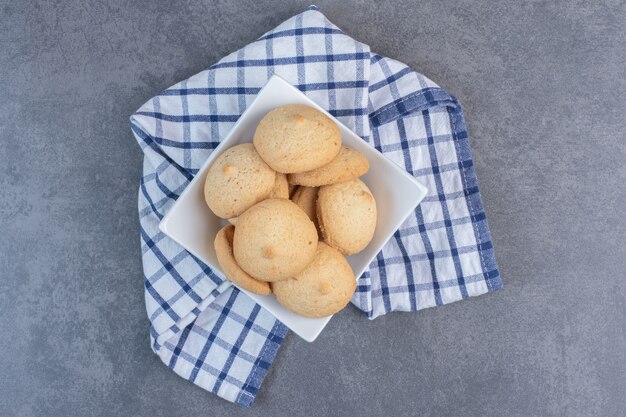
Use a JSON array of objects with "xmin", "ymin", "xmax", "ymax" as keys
[
  {"xmin": 253, "ymin": 104, "xmax": 341, "ymax": 173},
  {"xmin": 233, "ymin": 199, "xmax": 318, "ymax": 282},
  {"xmin": 269, "ymin": 173, "xmax": 289, "ymax": 199},
  {"xmin": 291, "ymin": 186, "xmax": 320, "ymax": 235},
  {"xmin": 288, "ymin": 147, "xmax": 369, "ymax": 186},
  {"xmin": 272, "ymin": 242, "xmax": 356, "ymax": 318},
  {"xmin": 214, "ymin": 225, "xmax": 271, "ymax": 295},
  {"xmin": 317, "ymin": 179, "xmax": 377, "ymax": 255},
  {"xmin": 204, "ymin": 143, "xmax": 276, "ymax": 218}
]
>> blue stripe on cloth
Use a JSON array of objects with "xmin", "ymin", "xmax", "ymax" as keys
[
  {"xmin": 144, "ymin": 277, "xmax": 180, "ymax": 322},
  {"xmin": 374, "ymin": 252, "xmax": 392, "ymax": 313},
  {"xmin": 237, "ymin": 319, "xmax": 288, "ymax": 406},
  {"xmin": 369, "ymin": 269, "xmax": 500, "ymax": 297},
  {"xmin": 394, "ymin": 118, "xmax": 418, "ymax": 310},
  {"xmin": 422, "ymin": 109, "xmax": 468, "ymax": 299},
  {"xmin": 135, "ymin": 112, "xmax": 240, "ymax": 123},
  {"xmin": 153, "ymin": 95, "xmax": 165, "ymax": 157},
  {"xmin": 354, "ymin": 269, "xmax": 371, "ymax": 312},
  {"xmin": 412, "ymin": 159, "xmax": 473, "ymax": 178},
  {"xmin": 140, "ymin": 229, "xmax": 166, "ymax": 254},
  {"xmin": 143, "ymin": 134, "xmax": 219, "ymax": 149},
  {"xmin": 148, "ymin": 261, "xmax": 208, "ymax": 322},
  {"xmin": 265, "ymin": 27, "xmax": 274, "ymax": 79},
  {"xmin": 180, "ymin": 80, "xmax": 191, "ymax": 168},
  {"xmin": 210, "ymin": 52, "xmax": 370, "ymax": 69},
  {"xmin": 395, "ymin": 213, "xmax": 478, "ymax": 236},
  {"xmin": 188, "ymin": 253, "xmax": 225, "ymax": 286},
  {"xmin": 206, "ymin": 303, "xmax": 276, "ymax": 339},
  {"xmin": 187, "ymin": 324, "xmax": 259, "ymax": 364},
  {"xmin": 370, "ymin": 53, "xmax": 384, "ymax": 64},
  {"xmin": 393, "ymin": 229, "xmax": 417, "ymax": 311},
  {"xmin": 131, "ymin": 123, "xmax": 194, "ymax": 181},
  {"xmin": 324, "ymin": 19, "xmax": 336, "ymax": 113},
  {"xmin": 140, "ymin": 177, "xmax": 164, "ymax": 220},
  {"xmin": 374, "ymin": 242, "xmax": 492, "ymax": 264},
  {"xmin": 369, "ymin": 66, "xmax": 413, "ymax": 93},
  {"xmin": 163, "ymin": 338, "xmax": 250, "ymax": 391},
  {"xmin": 447, "ymin": 100, "xmax": 502, "ymax": 291},
  {"xmin": 376, "ymin": 133, "xmax": 455, "ymax": 152},
  {"xmin": 378, "ymin": 58, "xmax": 402, "ymax": 99},
  {"xmin": 154, "ymin": 174, "xmax": 180, "ymax": 201},
  {"xmin": 168, "ymin": 321, "xmax": 194, "ymax": 369},
  {"xmin": 150, "ymin": 325, "xmax": 161, "ymax": 351},
  {"xmin": 148, "ymin": 271, "xmax": 215, "ymax": 324},
  {"xmin": 161, "ymin": 87, "xmax": 261, "ymax": 96},
  {"xmin": 236, "ymin": 48, "xmax": 247, "ymax": 114},
  {"xmin": 190, "ymin": 290, "xmax": 239, "ymax": 383},
  {"xmin": 369, "ymin": 87, "xmax": 454, "ymax": 127},
  {"xmin": 329, "ymin": 108, "xmax": 368, "ymax": 117},
  {"xmin": 141, "ymin": 228, "xmax": 203, "ymax": 304},
  {"xmin": 207, "ymin": 69, "xmax": 220, "ymax": 153},
  {"xmin": 212, "ymin": 304, "xmax": 262, "ymax": 393},
  {"xmin": 295, "ymin": 14, "xmax": 306, "ymax": 86},
  {"xmin": 353, "ymin": 40, "xmax": 366, "ymax": 138},
  {"xmin": 160, "ymin": 81, "xmax": 367, "ymax": 96},
  {"xmin": 413, "ymin": 205, "xmax": 443, "ymax": 306}
]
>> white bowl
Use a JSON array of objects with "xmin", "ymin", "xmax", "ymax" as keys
[{"xmin": 159, "ymin": 75, "xmax": 427, "ymax": 342}]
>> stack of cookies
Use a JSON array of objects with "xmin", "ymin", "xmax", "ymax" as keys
[{"xmin": 205, "ymin": 104, "xmax": 377, "ymax": 318}]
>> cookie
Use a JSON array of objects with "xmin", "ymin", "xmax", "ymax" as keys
[
  {"xmin": 291, "ymin": 186, "xmax": 320, "ymax": 235},
  {"xmin": 317, "ymin": 179, "xmax": 377, "ymax": 255},
  {"xmin": 214, "ymin": 225, "xmax": 271, "ymax": 295},
  {"xmin": 253, "ymin": 104, "xmax": 341, "ymax": 173},
  {"xmin": 287, "ymin": 146, "xmax": 369, "ymax": 186},
  {"xmin": 228, "ymin": 217, "xmax": 238, "ymax": 225},
  {"xmin": 204, "ymin": 143, "xmax": 276, "ymax": 218},
  {"xmin": 233, "ymin": 199, "xmax": 318, "ymax": 282},
  {"xmin": 269, "ymin": 173, "xmax": 289, "ymax": 199},
  {"xmin": 272, "ymin": 242, "xmax": 356, "ymax": 318},
  {"xmin": 288, "ymin": 183, "xmax": 298, "ymax": 198}
]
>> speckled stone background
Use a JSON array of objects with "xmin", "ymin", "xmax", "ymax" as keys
[{"xmin": 1, "ymin": 1, "xmax": 625, "ymax": 416}]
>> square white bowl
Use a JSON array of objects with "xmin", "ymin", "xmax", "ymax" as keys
[{"xmin": 159, "ymin": 75, "xmax": 427, "ymax": 342}]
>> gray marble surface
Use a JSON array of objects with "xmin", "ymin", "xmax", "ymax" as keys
[{"xmin": 1, "ymin": 1, "xmax": 625, "ymax": 416}]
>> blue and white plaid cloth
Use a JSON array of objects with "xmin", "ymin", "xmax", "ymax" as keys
[{"xmin": 130, "ymin": 5, "xmax": 501, "ymax": 407}]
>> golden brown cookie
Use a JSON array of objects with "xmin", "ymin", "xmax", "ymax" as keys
[
  {"xmin": 287, "ymin": 147, "xmax": 369, "ymax": 186},
  {"xmin": 272, "ymin": 242, "xmax": 356, "ymax": 318},
  {"xmin": 288, "ymin": 183, "xmax": 298, "ymax": 198},
  {"xmin": 233, "ymin": 199, "xmax": 318, "ymax": 282},
  {"xmin": 204, "ymin": 143, "xmax": 276, "ymax": 218},
  {"xmin": 291, "ymin": 186, "xmax": 320, "ymax": 235},
  {"xmin": 317, "ymin": 179, "xmax": 377, "ymax": 255},
  {"xmin": 269, "ymin": 173, "xmax": 289, "ymax": 199},
  {"xmin": 253, "ymin": 104, "xmax": 341, "ymax": 173},
  {"xmin": 214, "ymin": 225, "xmax": 271, "ymax": 295}
]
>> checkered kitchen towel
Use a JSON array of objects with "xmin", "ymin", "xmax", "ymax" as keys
[{"xmin": 130, "ymin": 5, "xmax": 501, "ymax": 407}]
